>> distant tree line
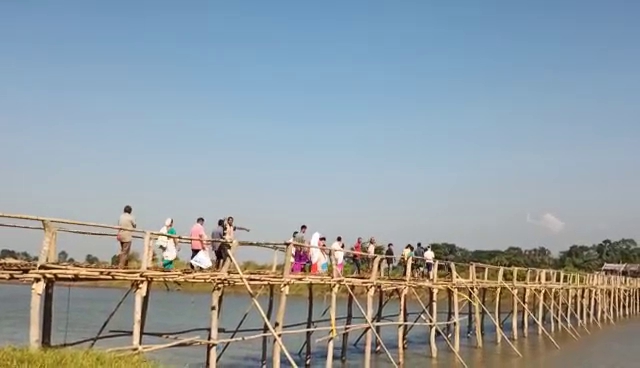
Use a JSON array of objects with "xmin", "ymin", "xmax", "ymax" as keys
[
  {"xmin": 422, "ymin": 238, "xmax": 638, "ymax": 272},
  {"xmin": 0, "ymin": 238, "xmax": 637, "ymax": 273},
  {"xmin": 0, "ymin": 249, "xmax": 143, "ymax": 267}
]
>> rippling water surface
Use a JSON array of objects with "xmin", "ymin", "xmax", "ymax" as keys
[{"xmin": 1, "ymin": 284, "xmax": 638, "ymax": 367}]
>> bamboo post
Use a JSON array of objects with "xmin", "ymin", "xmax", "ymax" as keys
[
  {"xmin": 446, "ymin": 286, "xmax": 453, "ymax": 337},
  {"xmin": 472, "ymin": 264, "xmax": 482, "ymax": 347},
  {"xmin": 451, "ymin": 263, "xmax": 460, "ymax": 352},
  {"xmin": 208, "ymin": 283, "xmax": 222, "ymax": 367},
  {"xmin": 364, "ymin": 286, "xmax": 375, "ymax": 366},
  {"xmin": 511, "ymin": 268, "xmax": 518, "ymax": 340},
  {"xmin": 480, "ymin": 267, "xmax": 489, "ymax": 335},
  {"xmin": 429, "ymin": 287, "xmax": 438, "ymax": 358},
  {"xmin": 576, "ymin": 277, "xmax": 583, "ymax": 327},
  {"xmin": 522, "ymin": 269, "xmax": 530, "ymax": 337},
  {"xmin": 132, "ymin": 232, "xmax": 151, "ymax": 350},
  {"xmin": 261, "ymin": 285, "xmax": 275, "ymax": 368},
  {"xmin": 364, "ymin": 257, "xmax": 384, "ymax": 368},
  {"xmin": 340, "ymin": 293, "xmax": 354, "ymax": 362},
  {"xmin": 272, "ymin": 243, "xmax": 293, "ymax": 368},
  {"xmin": 589, "ymin": 278, "xmax": 597, "ymax": 326},
  {"xmin": 398, "ymin": 258, "xmax": 411, "ymax": 364},
  {"xmin": 42, "ymin": 227, "xmax": 57, "ymax": 347},
  {"xmin": 271, "ymin": 249, "xmax": 278, "ymax": 273},
  {"xmin": 305, "ymin": 284, "xmax": 313, "ymax": 367},
  {"xmin": 325, "ymin": 281, "xmax": 338, "ymax": 368},
  {"xmin": 467, "ymin": 264, "xmax": 473, "ymax": 337},
  {"xmin": 374, "ymin": 287, "xmax": 383, "ymax": 354},
  {"xmin": 495, "ymin": 267, "xmax": 503, "ymax": 344},
  {"xmin": 567, "ymin": 278, "xmax": 574, "ymax": 330},
  {"xmin": 30, "ymin": 220, "xmax": 55, "ymax": 349},
  {"xmin": 538, "ymin": 270, "xmax": 545, "ymax": 335},
  {"xmin": 550, "ymin": 272, "xmax": 556, "ymax": 332}
]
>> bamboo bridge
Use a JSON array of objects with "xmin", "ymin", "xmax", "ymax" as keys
[{"xmin": 0, "ymin": 213, "xmax": 639, "ymax": 367}]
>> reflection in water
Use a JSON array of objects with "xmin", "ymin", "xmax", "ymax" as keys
[{"xmin": 0, "ymin": 284, "xmax": 638, "ymax": 367}]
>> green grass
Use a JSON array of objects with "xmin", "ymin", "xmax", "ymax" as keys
[{"xmin": 0, "ymin": 347, "xmax": 158, "ymax": 368}]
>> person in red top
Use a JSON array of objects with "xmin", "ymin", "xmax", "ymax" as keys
[{"xmin": 352, "ymin": 237, "xmax": 363, "ymax": 276}]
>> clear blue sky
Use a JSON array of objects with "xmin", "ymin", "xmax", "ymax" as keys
[{"xmin": 1, "ymin": 1, "xmax": 639, "ymax": 262}]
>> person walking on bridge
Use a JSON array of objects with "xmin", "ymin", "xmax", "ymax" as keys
[
  {"xmin": 189, "ymin": 217, "xmax": 207, "ymax": 270},
  {"xmin": 117, "ymin": 205, "xmax": 136, "ymax": 269}
]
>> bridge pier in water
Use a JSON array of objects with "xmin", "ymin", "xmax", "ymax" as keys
[{"xmin": 1, "ymin": 213, "xmax": 639, "ymax": 367}]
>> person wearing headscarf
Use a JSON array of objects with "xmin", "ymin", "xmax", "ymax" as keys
[
  {"xmin": 318, "ymin": 236, "xmax": 329, "ymax": 274},
  {"xmin": 309, "ymin": 232, "xmax": 323, "ymax": 274},
  {"xmin": 156, "ymin": 218, "xmax": 178, "ymax": 270}
]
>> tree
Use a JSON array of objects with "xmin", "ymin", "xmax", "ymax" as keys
[
  {"xmin": 85, "ymin": 254, "xmax": 100, "ymax": 265},
  {"xmin": 0, "ymin": 249, "xmax": 18, "ymax": 259},
  {"xmin": 58, "ymin": 250, "xmax": 69, "ymax": 263}
]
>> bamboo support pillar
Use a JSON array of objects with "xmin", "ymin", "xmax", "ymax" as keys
[
  {"xmin": 480, "ymin": 267, "xmax": 489, "ymax": 335},
  {"xmin": 537, "ymin": 270, "xmax": 545, "ymax": 335},
  {"xmin": 511, "ymin": 268, "xmax": 518, "ymax": 340},
  {"xmin": 467, "ymin": 265, "xmax": 473, "ymax": 337},
  {"xmin": 42, "ymin": 227, "xmax": 58, "ymax": 347},
  {"xmin": 261, "ymin": 285, "xmax": 275, "ymax": 368},
  {"xmin": 429, "ymin": 287, "xmax": 438, "ymax": 358},
  {"xmin": 471, "ymin": 264, "xmax": 482, "ymax": 347},
  {"xmin": 374, "ymin": 287, "xmax": 383, "ymax": 354},
  {"xmin": 363, "ymin": 257, "xmax": 381, "ymax": 368},
  {"xmin": 522, "ymin": 269, "xmax": 530, "ymax": 337},
  {"xmin": 550, "ymin": 272, "xmax": 556, "ymax": 332},
  {"xmin": 30, "ymin": 220, "xmax": 56, "ymax": 349},
  {"xmin": 567, "ymin": 276, "xmax": 574, "ymax": 330},
  {"xmin": 271, "ymin": 249, "xmax": 279, "ymax": 273},
  {"xmin": 451, "ymin": 263, "xmax": 460, "ymax": 352},
  {"xmin": 325, "ymin": 281, "xmax": 338, "ymax": 368},
  {"xmin": 397, "ymin": 258, "xmax": 411, "ymax": 364},
  {"xmin": 589, "ymin": 276, "xmax": 596, "ymax": 326},
  {"xmin": 272, "ymin": 243, "xmax": 293, "ymax": 368},
  {"xmin": 495, "ymin": 267, "xmax": 504, "ymax": 344},
  {"xmin": 447, "ymin": 286, "xmax": 453, "ymax": 337},
  {"xmin": 558, "ymin": 273, "xmax": 565, "ymax": 331},
  {"xmin": 305, "ymin": 284, "xmax": 313, "ymax": 367},
  {"xmin": 132, "ymin": 232, "xmax": 151, "ymax": 350},
  {"xmin": 340, "ymin": 293, "xmax": 354, "ymax": 362}
]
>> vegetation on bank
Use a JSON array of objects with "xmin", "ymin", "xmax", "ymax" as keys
[{"xmin": 0, "ymin": 347, "xmax": 157, "ymax": 368}]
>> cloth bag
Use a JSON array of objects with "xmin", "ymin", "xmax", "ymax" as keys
[{"xmin": 190, "ymin": 250, "xmax": 212, "ymax": 269}]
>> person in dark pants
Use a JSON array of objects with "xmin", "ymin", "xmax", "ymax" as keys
[
  {"xmin": 384, "ymin": 243, "xmax": 395, "ymax": 277},
  {"xmin": 352, "ymin": 237, "xmax": 363, "ymax": 276},
  {"xmin": 211, "ymin": 219, "xmax": 225, "ymax": 269}
]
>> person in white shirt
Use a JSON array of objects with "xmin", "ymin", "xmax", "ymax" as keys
[
  {"xmin": 331, "ymin": 236, "xmax": 345, "ymax": 277},
  {"xmin": 366, "ymin": 237, "xmax": 376, "ymax": 270},
  {"xmin": 425, "ymin": 245, "xmax": 435, "ymax": 280}
]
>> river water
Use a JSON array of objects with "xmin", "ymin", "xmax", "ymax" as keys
[{"xmin": 1, "ymin": 283, "xmax": 638, "ymax": 367}]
